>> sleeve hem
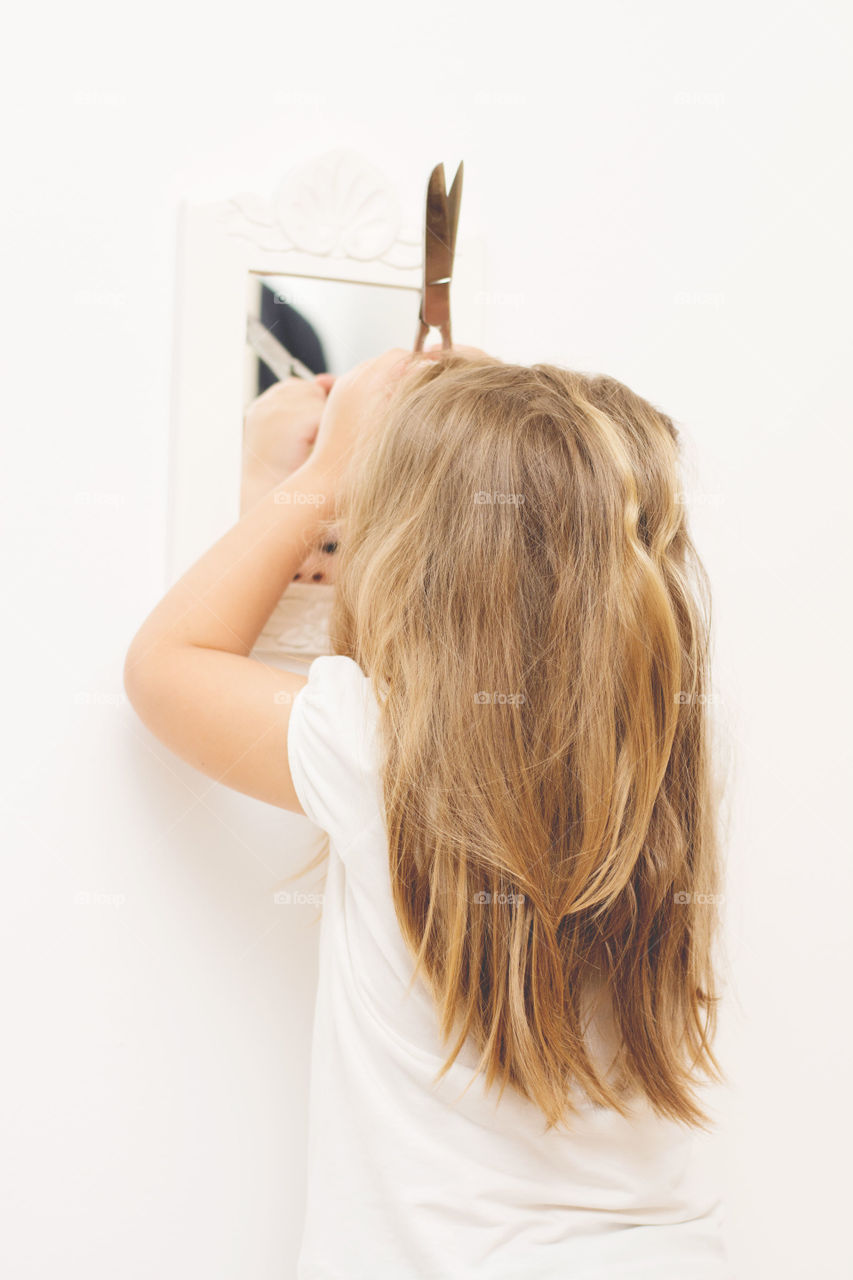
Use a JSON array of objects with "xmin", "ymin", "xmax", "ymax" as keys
[{"xmin": 286, "ymin": 686, "xmax": 318, "ymax": 826}]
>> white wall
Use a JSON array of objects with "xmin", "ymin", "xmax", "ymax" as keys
[{"xmin": 2, "ymin": 2, "xmax": 851, "ymax": 1276}]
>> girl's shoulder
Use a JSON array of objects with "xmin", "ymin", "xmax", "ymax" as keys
[{"xmin": 286, "ymin": 654, "xmax": 384, "ymax": 860}]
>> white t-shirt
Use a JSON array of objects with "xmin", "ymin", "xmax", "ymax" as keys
[{"xmin": 287, "ymin": 654, "xmax": 733, "ymax": 1280}]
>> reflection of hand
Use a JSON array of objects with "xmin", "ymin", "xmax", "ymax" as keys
[
  {"xmin": 242, "ymin": 374, "xmax": 341, "ymax": 585},
  {"xmin": 241, "ymin": 375, "xmax": 335, "ymax": 509}
]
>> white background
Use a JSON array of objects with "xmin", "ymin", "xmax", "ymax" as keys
[{"xmin": 1, "ymin": 2, "xmax": 851, "ymax": 1277}]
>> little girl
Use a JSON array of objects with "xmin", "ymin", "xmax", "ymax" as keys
[{"xmin": 125, "ymin": 345, "xmax": 731, "ymax": 1279}]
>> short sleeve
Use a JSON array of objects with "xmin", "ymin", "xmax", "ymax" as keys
[{"xmin": 286, "ymin": 654, "xmax": 385, "ymax": 861}]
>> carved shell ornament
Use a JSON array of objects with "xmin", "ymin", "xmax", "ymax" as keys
[
  {"xmin": 273, "ymin": 152, "xmax": 399, "ymax": 259},
  {"xmin": 221, "ymin": 148, "xmax": 420, "ymax": 269}
]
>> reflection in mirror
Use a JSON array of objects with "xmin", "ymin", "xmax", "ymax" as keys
[{"xmin": 242, "ymin": 272, "xmax": 419, "ymax": 660}]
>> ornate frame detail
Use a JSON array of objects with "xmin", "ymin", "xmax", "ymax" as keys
[{"xmin": 220, "ymin": 148, "xmax": 422, "ymax": 268}]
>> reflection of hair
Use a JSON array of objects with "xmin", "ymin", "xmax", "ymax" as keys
[{"xmin": 329, "ymin": 352, "xmax": 725, "ymax": 1131}]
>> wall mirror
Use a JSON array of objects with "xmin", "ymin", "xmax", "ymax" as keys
[{"xmin": 168, "ymin": 148, "xmax": 486, "ymax": 668}]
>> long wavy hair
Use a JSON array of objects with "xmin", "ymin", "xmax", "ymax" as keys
[{"xmin": 323, "ymin": 350, "xmax": 725, "ymax": 1131}]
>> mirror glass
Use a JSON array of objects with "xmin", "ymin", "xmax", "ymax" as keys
[{"xmin": 240, "ymin": 272, "xmax": 419, "ymax": 587}]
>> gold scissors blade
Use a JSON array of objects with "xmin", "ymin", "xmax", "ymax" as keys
[{"xmin": 414, "ymin": 160, "xmax": 464, "ymax": 351}]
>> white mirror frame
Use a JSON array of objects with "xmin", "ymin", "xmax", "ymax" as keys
[{"xmin": 166, "ymin": 147, "xmax": 487, "ymax": 661}]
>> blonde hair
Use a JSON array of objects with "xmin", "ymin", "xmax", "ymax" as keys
[{"xmin": 322, "ymin": 350, "xmax": 724, "ymax": 1130}]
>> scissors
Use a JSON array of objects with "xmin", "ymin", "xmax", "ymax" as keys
[{"xmin": 413, "ymin": 160, "xmax": 464, "ymax": 352}]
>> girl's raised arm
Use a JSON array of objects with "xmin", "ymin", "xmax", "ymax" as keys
[{"xmin": 123, "ymin": 380, "xmax": 335, "ymax": 813}]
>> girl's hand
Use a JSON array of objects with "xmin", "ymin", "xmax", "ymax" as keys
[
  {"xmin": 299, "ymin": 347, "xmax": 417, "ymax": 503},
  {"xmin": 291, "ymin": 343, "xmax": 495, "ymax": 510},
  {"xmin": 241, "ymin": 374, "xmax": 336, "ymax": 506}
]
